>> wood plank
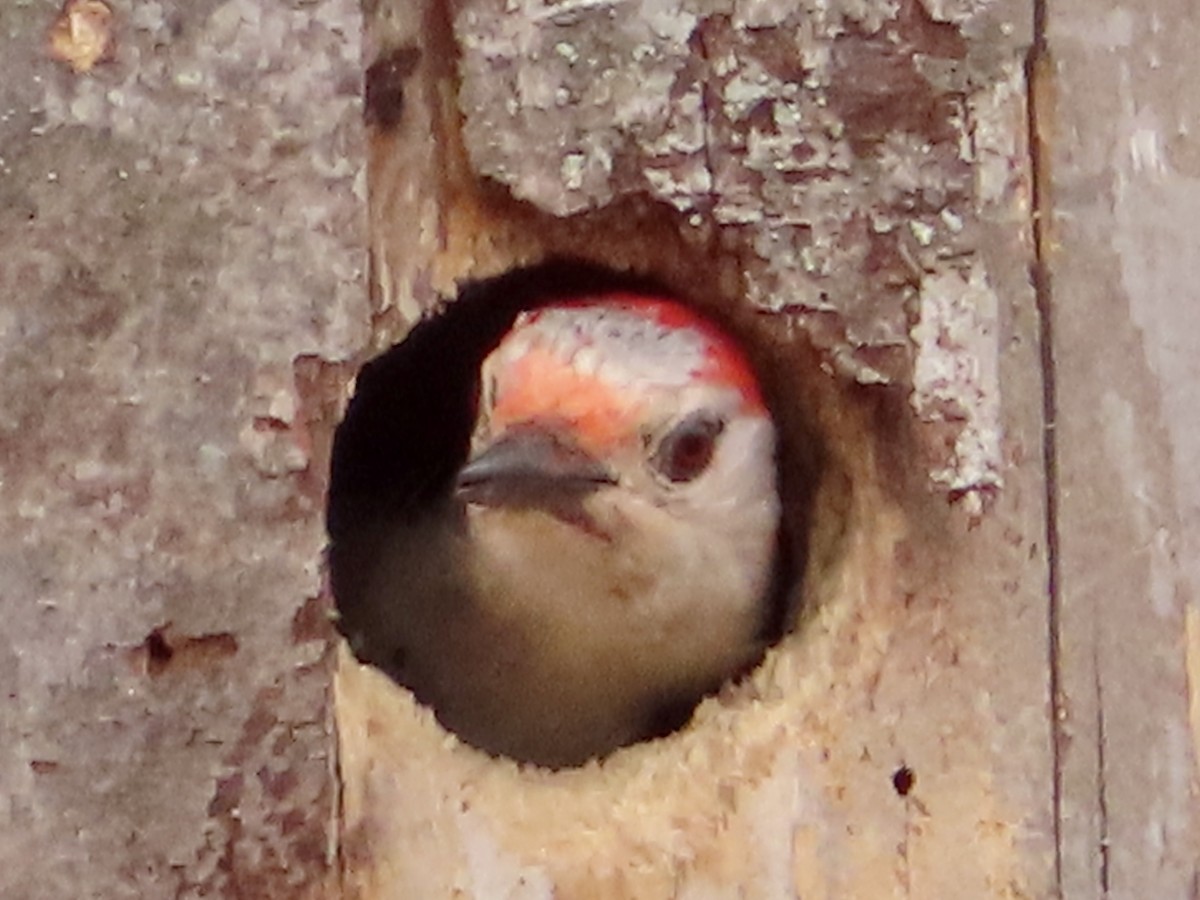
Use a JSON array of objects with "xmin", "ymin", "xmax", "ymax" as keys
[
  {"xmin": 1039, "ymin": 1, "xmax": 1200, "ymax": 896},
  {"xmin": 0, "ymin": 2, "xmax": 364, "ymax": 896}
]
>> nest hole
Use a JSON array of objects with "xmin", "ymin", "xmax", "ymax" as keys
[{"xmin": 326, "ymin": 259, "xmax": 852, "ymax": 767}]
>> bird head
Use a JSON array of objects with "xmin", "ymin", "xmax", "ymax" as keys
[{"xmin": 457, "ymin": 295, "xmax": 781, "ymax": 634}]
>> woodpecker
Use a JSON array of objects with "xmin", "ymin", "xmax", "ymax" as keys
[{"xmin": 337, "ymin": 294, "xmax": 783, "ymax": 768}]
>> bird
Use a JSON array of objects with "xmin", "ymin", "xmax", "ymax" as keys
[{"xmin": 332, "ymin": 291, "xmax": 784, "ymax": 768}]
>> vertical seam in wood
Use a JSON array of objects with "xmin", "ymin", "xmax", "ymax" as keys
[
  {"xmin": 1025, "ymin": 0, "xmax": 1064, "ymax": 893},
  {"xmin": 1094, "ymin": 647, "xmax": 1110, "ymax": 897},
  {"xmin": 332, "ymin": 655, "xmax": 348, "ymax": 897},
  {"xmin": 689, "ymin": 17, "xmax": 736, "ymax": 292}
]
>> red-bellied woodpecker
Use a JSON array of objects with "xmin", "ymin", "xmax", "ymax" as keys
[{"xmin": 343, "ymin": 295, "xmax": 782, "ymax": 767}]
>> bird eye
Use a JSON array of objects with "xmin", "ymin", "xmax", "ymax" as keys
[{"xmin": 652, "ymin": 412, "xmax": 725, "ymax": 483}]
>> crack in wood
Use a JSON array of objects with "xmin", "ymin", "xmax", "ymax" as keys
[
  {"xmin": 1025, "ymin": 0, "xmax": 1065, "ymax": 893},
  {"xmin": 692, "ymin": 17, "xmax": 719, "ymax": 220},
  {"xmin": 1094, "ymin": 648, "xmax": 1110, "ymax": 897}
]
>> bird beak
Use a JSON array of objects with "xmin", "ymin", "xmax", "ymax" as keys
[{"xmin": 456, "ymin": 423, "xmax": 616, "ymax": 507}]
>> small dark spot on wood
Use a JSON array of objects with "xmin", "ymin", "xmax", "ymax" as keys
[
  {"xmin": 145, "ymin": 626, "xmax": 175, "ymax": 674},
  {"xmin": 291, "ymin": 594, "xmax": 331, "ymax": 644},
  {"xmin": 365, "ymin": 46, "xmax": 421, "ymax": 129},
  {"xmin": 29, "ymin": 759, "xmax": 60, "ymax": 774},
  {"xmin": 252, "ymin": 415, "xmax": 290, "ymax": 433},
  {"xmin": 131, "ymin": 624, "xmax": 238, "ymax": 677},
  {"xmin": 893, "ymin": 765, "xmax": 915, "ymax": 796}
]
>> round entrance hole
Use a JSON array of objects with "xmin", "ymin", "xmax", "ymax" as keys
[{"xmin": 326, "ymin": 260, "xmax": 827, "ymax": 768}]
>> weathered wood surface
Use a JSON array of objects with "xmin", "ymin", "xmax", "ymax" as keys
[
  {"xmin": 1039, "ymin": 1, "xmax": 1200, "ymax": 895},
  {"xmin": 0, "ymin": 2, "xmax": 363, "ymax": 897}
]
